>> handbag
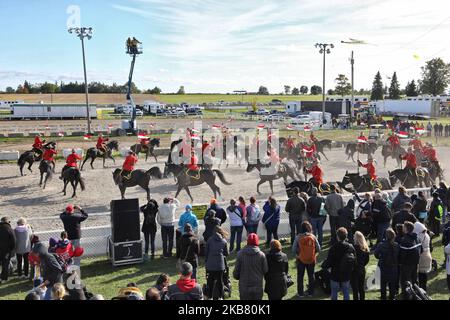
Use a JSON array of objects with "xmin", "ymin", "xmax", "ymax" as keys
[{"xmin": 286, "ymin": 274, "xmax": 294, "ymax": 288}]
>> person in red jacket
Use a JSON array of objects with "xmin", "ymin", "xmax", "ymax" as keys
[
  {"xmin": 186, "ymin": 150, "xmax": 200, "ymax": 179},
  {"xmin": 357, "ymin": 131, "xmax": 368, "ymax": 153},
  {"xmin": 387, "ymin": 132, "xmax": 400, "ymax": 153},
  {"xmin": 306, "ymin": 159, "xmax": 323, "ymax": 186},
  {"xmin": 286, "ymin": 135, "xmax": 295, "ymax": 151},
  {"xmin": 358, "ymin": 157, "xmax": 377, "ymax": 183},
  {"xmin": 32, "ymin": 135, "xmax": 45, "ymax": 158},
  {"xmin": 400, "ymin": 147, "xmax": 417, "ymax": 178},
  {"xmin": 409, "ymin": 135, "xmax": 423, "ymax": 152},
  {"xmin": 118, "ymin": 150, "xmax": 138, "ymax": 186},
  {"xmin": 423, "ymin": 143, "xmax": 441, "ymax": 173},
  {"xmin": 96, "ymin": 134, "xmax": 109, "ymax": 155},
  {"xmin": 60, "ymin": 149, "xmax": 82, "ymax": 179},
  {"xmin": 42, "ymin": 144, "xmax": 58, "ymax": 172}
]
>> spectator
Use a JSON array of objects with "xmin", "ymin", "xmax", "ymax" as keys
[
  {"xmin": 206, "ymin": 199, "xmax": 227, "ymax": 225},
  {"xmin": 178, "ymin": 204, "xmax": 199, "ymax": 235},
  {"xmin": 292, "ymin": 221, "xmax": 320, "ymax": 298},
  {"xmin": 322, "ymin": 227, "xmax": 356, "ymax": 300},
  {"xmin": 14, "ymin": 217, "xmax": 32, "ymax": 279},
  {"xmin": 285, "ymin": 187, "xmax": 306, "ymax": 244},
  {"xmin": 354, "ymin": 192, "xmax": 372, "ymax": 219},
  {"xmin": 412, "ymin": 191, "xmax": 428, "ymax": 222},
  {"xmin": 32, "ymin": 242, "xmax": 64, "ymax": 300},
  {"xmin": 233, "ymin": 233, "xmax": 268, "ymax": 300},
  {"xmin": 439, "ymin": 123, "xmax": 444, "ymax": 137},
  {"xmin": 392, "ymin": 186, "xmax": 411, "ymax": 213},
  {"xmin": 145, "ymin": 287, "xmax": 161, "ymax": 300},
  {"xmin": 153, "ymin": 273, "xmax": 170, "ymax": 300},
  {"xmin": 414, "ymin": 222, "xmax": 432, "ymax": 291},
  {"xmin": 427, "ymin": 122, "xmax": 432, "ymax": 137},
  {"xmin": 307, "ymin": 187, "xmax": 326, "ymax": 246},
  {"xmin": 429, "ymin": 192, "xmax": 444, "ymax": 237},
  {"xmin": 168, "ymin": 262, "xmax": 203, "ymax": 300},
  {"xmin": 0, "ymin": 217, "xmax": 16, "ymax": 284},
  {"xmin": 64, "ymin": 271, "xmax": 86, "ymax": 300},
  {"xmin": 399, "ymin": 221, "xmax": 421, "ymax": 299},
  {"xmin": 299, "ymin": 192, "xmax": 310, "ymax": 218},
  {"xmin": 177, "ymin": 224, "xmax": 200, "ymax": 280},
  {"xmin": 446, "ymin": 242, "xmax": 450, "ymax": 293},
  {"xmin": 337, "ymin": 199, "xmax": 355, "ymax": 243},
  {"xmin": 265, "ymin": 240, "xmax": 289, "ymax": 300},
  {"xmin": 245, "ymin": 197, "xmax": 262, "ymax": 234},
  {"xmin": 51, "ymin": 283, "xmax": 66, "ymax": 300},
  {"xmin": 371, "ymin": 193, "xmax": 392, "ymax": 245},
  {"xmin": 140, "ymin": 199, "xmax": 158, "ymax": 260},
  {"xmin": 351, "ymin": 231, "xmax": 370, "ymax": 300},
  {"xmin": 205, "ymin": 226, "xmax": 229, "ymax": 300},
  {"xmin": 59, "ymin": 204, "xmax": 87, "ymax": 266},
  {"xmin": 433, "ymin": 123, "xmax": 438, "ymax": 137},
  {"xmin": 238, "ymin": 196, "xmax": 247, "ymax": 223},
  {"xmin": 325, "ymin": 185, "xmax": 345, "ymax": 246},
  {"xmin": 262, "ymin": 197, "xmax": 281, "ymax": 246},
  {"xmin": 375, "ymin": 228, "xmax": 399, "ymax": 300},
  {"xmin": 157, "ymin": 197, "xmax": 180, "ymax": 258},
  {"xmin": 437, "ymin": 182, "xmax": 448, "ymax": 211},
  {"xmin": 25, "ymin": 291, "xmax": 42, "ymax": 301},
  {"xmin": 391, "ymin": 202, "xmax": 417, "ymax": 229},
  {"xmin": 443, "ymin": 212, "xmax": 450, "ymax": 268},
  {"xmin": 203, "ymin": 210, "xmax": 221, "ymax": 242},
  {"xmin": 227, "ymin": 199, "xmax": 244, "ymax": 253},
  {"xmin": 375, "ymin": 188, "xmax": 393, "ymax": 208}
]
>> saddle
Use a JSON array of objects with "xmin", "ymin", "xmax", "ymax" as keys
[
  {"xmin": 185, "ymin": 168, "xmax": 201, "ymax": 180},
  {"xmin": 121, "ymin": 170, "xmax": 133, "ymax": 180}
]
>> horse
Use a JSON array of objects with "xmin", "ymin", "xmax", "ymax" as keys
[
  {"xmin": 113, "ymin": 167, "xmax": 163, "ymax": 201},
  {"xmin": 314, "ymin": 139, "xmax": 333, "ymax": 161},
  {"xmin": 81, "ymin": 140, "xmax": 119, "ymax": 170},
  {"xmin": 284, "ymin": 180, "xmax": 336, "ymax": 196},
  {"xmin": 421, "ymin": 158, "xmax": 444, "ymax": 184},
  {"xmin": 39, "ymin": 160, "xmax": 53, "ymax": 189},
  {"xmin": 61, "ymin": 167, "xmax": 86, "ymax": 198},
  {"xmin": 345, "ymin": 142, "xmax": 378, "ymax": 162},
  {"xmin": 381, "ymin": 145, "xmax": 405, "ymax": 168},
  {"xmin": 337, "ymin": 171, "xmax": 392, "ymax": 193},
  {"xmin": 130, "ymin": 138, "xmax": 161, "ymax": 162},
  {"xmin": 18, "ymin": 142, "xmax": 56, "ymax": 176},
  {"xmin": 388, "ymin": 168, "xmax": 431, "ymax": 189},
  {"xmin": 164, "ymin": 163, "xmax": 232, "ymax": 202},
  {"xmin": 246, "ymin": 160, "xmax": 302, "ymax": 195}
]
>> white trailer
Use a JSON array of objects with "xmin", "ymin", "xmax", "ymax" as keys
[
  {"xmin": 285, "ymin": 101, "xmax": 301, "ymax": 114},
  {"xmin": 11, "ymin": 104, "xmax": 97, "ymax": 119},
  {"xmin": 370, "ymin": 100, "xmax": 432, "ymax": 115},
  {"xmin": 0, "ymin": 100, "xmax": 24, "ymax": 110},
  {"xmin": 143, "ymin": 100, "xmax": 165, "ymax": 114}
]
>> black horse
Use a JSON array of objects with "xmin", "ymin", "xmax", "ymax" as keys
[
  {"xmin": 81, "ymin": 140, "xmax": 119, "ymax": 170},
  {"xmin": 39, "ymin": 160, "xmax": 53, "ymax": 189},
  {"xmin": 345, "ymin": 142, "xmax": 378, "ymax": 162},
  {"xmin": 337, "ymin": 171, "xmax": 392, "ymax": 193},
  {"xmin": 421, "ymin": 158, "xmax": 444, "ymax": 184},
  {"xmin": 381, "ymin": 145, "xmax": 405, "ymax": 167},
  {"xmin": 388, "ymin": 168, "xmax": 431, "ymax": 189},
  {"xmin": 314, "ymin": 139, "xmax": 333, "ymax": 161},
  {"xmin": 284, "ymin": 180, "xmax": 335, "ymax": 196},
  {"xmin": 61, "ymin": 167, "xmax": 86, "ymax": 198},
  {"xmin": 130, "ymin": 138, "xmax": 161, "ymax": 162},
  {"xmin": 164, "ymin": 163, "xmax": 232, "ymax": 202},
  {"xmin": 246, "ymin": 161, "xmax": 302, "ymax": 195},
  {"xmin": 18, "ymin": 142, "xmax": 56, "ymax": 176},
  {"xmin": 113, "ymin": 167, "xmax": 163, "ymax": 201}
]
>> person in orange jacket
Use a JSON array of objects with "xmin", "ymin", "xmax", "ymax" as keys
[
  {"xmin": 96, "ymin": 134, "xmax": 109, "ymax": 155},
  {"xmin": 306, "ymin": 159, "xmax": 323, "ymax": 186},
  {"xmin": 42, "ymin": 144, "xmax": 58, "ymax": 172},
  {"xmin": 358, "ymin": 156, "xmax": 377, "ymax": 183},
  {"xmin": 118, "ymin": 150, "xmax": 138, "ymax": 186},
  {"xmin": 32, "ymin": 134, "xmax": 45, "ymax": 158},
  {"xmin": 400, "ymin": 147, "xmax": 417, "ymax": 178},
  {"xmin": 60, "ymin": 149, "xmax": 81, "ymax": 179}
]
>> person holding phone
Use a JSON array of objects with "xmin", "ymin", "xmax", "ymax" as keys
[{"xmin": 60, "ymin": 204, "xmax": 88, "ymax": 266}]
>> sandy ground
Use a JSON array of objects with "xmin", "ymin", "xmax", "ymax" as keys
[{"xmin": 2, "ymin": 145, "xmax": 450, "ymax": 232}]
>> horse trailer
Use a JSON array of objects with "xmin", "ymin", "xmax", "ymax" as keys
[{"xmin": 10, "ymin": 104, "xmax": 97, "ymax": 119}]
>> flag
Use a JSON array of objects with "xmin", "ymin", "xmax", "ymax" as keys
[
  {"xmin": 83, "ymin": 134, "xmax": 92, "ymax": 140},
  {"xmin": 303, "ymin": 147, "xmax": 313, "ymax": 153},
  {"xmin": 212, "ymin": 124, "xmax": 222, "ymax": 130},
  {"xmin": 191, "ymin": 134, "xmax": 200, "ymax": 140},
  {"xmin": 58, "ymin": 132, "xmax": 64, "ymax": 137},
  {"xmin": 257, "ymin": 124, "xmax": 265, "ymax": 129},
  {"xmin": 303, "ymin": 125, "xmax": 311, "ymax": 132},
  {"xmin": 357, "ymin": 138, "xmax": 368, "ymax": 144},
  {"xmin": 107, "ymin": 124, "xmax": 114, "ymax": 129},
  {"xmin": 396, "ymin": 131, "xmax": 408, "ymax": 139},
  {"xmin": 415, "ymin": 128, "xmax": 427, "ymax": 135},
  {"xmin": 286, "ymin": 124, "xmax": 294, "ymax": 130},
  {"xmin": 137, "ymin": 133, "xmax": 149, "ymax": 140},
  {"xmin": 190, "ymin": 128, "xmax": 200, "ymax": 133}
]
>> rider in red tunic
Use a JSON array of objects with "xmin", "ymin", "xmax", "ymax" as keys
[
  {"xmin": 140, "ymin": 136, "xmax": 150, "ymax": 152},
  {"xmin": 186, "ymin": 150, "xmax": 200, "ymax": 179},
  {"xmin": 422, "ymin": 143, "xmax": 441, "ymax": 174},
  {"xmin": 119, "ymin": 151, "xmax": 138, "ymax": 185},
  {"xmin": 358, "ymin": 157, "xmax": 377, "ymax": 182},
  {"xmin": 357, "ymin": 131, "xmax": 368, "ymax": 153},
  {"xmin": 409, "ymin": 135, "xmax": 423, "ymax": 152},
  {"xmin": 286, "ymin": 135, "xmax": 295, "ymax": 151},
  {"xmin": 309, "ymin": 132, "xmax": 318, "ymax": 144},
  {"xmin": 60, "ymin": 149, "xmax": 82, "ymax": 179},
  {"xmin": 32, "ymin": 135, "xmax": 45, "ymax": 158},
  {"xmin": 387, "ymin": 132, "xmax": 400, "ymax": 152},
  {"xmin": 96, "ymin": 134, "xmax": 109, "ymax": 155},
  {"xmin": 42, "ymin": 145, "xmax": 58, "ymax": 172},
  {"xmin": 306, "ymin": 159, "xmax": 323, "ymax": 186},
  {"xmin": 400, "ymin": 147, "xmax": 417, "ymax": 178}
]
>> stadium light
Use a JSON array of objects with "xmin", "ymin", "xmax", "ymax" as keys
[{"xmin": 315, "ymin": 43, "xmax": 334, "ymax": 125}]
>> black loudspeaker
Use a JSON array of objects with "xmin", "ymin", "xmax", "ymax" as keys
[{"xmin": 110, "ymin": 199, "xmax": 140, "ymax": 242}]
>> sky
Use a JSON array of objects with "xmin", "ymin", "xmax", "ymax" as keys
[{"xmin": 1, "ymin": 0, "xmax": 450, "ymax": 94}]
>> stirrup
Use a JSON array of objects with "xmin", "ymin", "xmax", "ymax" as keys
[{"xmin": 370, "ymin": 178, "xmax": 382, "ymax": 190}]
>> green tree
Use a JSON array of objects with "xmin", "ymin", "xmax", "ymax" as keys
[
  {"xmin": 405, "ymin": 80, "xmax": 419, "ymax": 97},
  {"xmin": 388, "ymin": 72, "xmax": 401, "ymax": 99},
  {"xmin": 284, "ymin": 85, "xmax": 291, "ymax": 95},
  {"xmin": 291, "ymin": 87, "xmax": 300, "ymax": 95},
  {"xmin": 334, "ymin": 74, "xmax": 351, "ymax": 97},
  {"xmin": 147, "ymin": 87, "xmax": 162, "ymax": 94},
  {"xmin": 6, "ymin": 87, "xmax": 14, "ymax": 93},
  {"xmin": 370, "ymin": 71, "xmax": 384, "ymax": 101},
  {"xmin": 257, "ymin": 86, "xmax": 269, "ymax": 95},
  {"xmin": 177, "ymin": 86, "xmax": 185, "ymax": 94},
  {"xmin": 327, "ymin": 89, "xmax": 335, "ymax": 95},
  {"xmin": 310, "ymin": 85, "xmax": 322, "ymax": 95},
  {"xmin": 300, "ymin": 86, "xmax": 308, "ymax": 94},
  {"xmin": 419, "ymin": 57, "xmax": 450, "ymax": 95}
]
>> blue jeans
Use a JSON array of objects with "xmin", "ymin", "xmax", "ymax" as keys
[
  {"xmin": 230, "ymin": 226, "xmax": 243, "ymax": 252},
  {"xmin": 44, "ymin": 285, "xmax": 53, "ymax": 300},
  {"xmin": 310, "ymin": 217, "xmax": 324, "ymax": 246},
  {"xmin": 161, "ymin": 225, "xmax": 174, "ymax": 257},
  {"xmin": 330, "ymin": 280, "xmax": 350, "ymax": 300},
  {"xmin": 376, "ymin": 222, "xmax": 390, "ymax": 245},
  {"xmin": 297, "ymin": 262, "xmax": 315, "ymax": 295},
  {"xmin": 246, "ymin": 224, "xmax": 258, "ymax": 235},
  {"xmin": 289, "ymin": 215, "xmax": 303, "ymax": 244}
]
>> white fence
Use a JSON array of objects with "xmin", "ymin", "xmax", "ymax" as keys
[{"xmin": 29, "ymin": 187, "xmax": 432, "ymax": 257}]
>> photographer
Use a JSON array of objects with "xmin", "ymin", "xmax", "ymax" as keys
[{"xmin": 60, "ymin": 204, "xmax": 88, "ymax": 266}]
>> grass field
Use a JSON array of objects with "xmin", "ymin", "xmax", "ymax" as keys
[{"xmin": 0, "ymin": 234, "xmax": 448, "ymax": 300}]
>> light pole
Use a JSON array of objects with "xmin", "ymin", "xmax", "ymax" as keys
[
  {"xmin": 315, "ymin": 43, "xmax": 334, "ymax": 124},
  {"xmin": 69, "ymin": 27, "xmax": 93, "ymax": 134}
]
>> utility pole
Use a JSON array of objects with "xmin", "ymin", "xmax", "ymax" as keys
[
  {"xmin": 351, "ymin": 50, "xmax": 355, "ymax": 120},
  {"xmin": 315, "ymin": 43, "xmax": 334, "ymax": 124},
  {"xmin": 69, "ymin": 27, "xmax": 93, "ymax": 134}
]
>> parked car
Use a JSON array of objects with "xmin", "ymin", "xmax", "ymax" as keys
[
  {"xmin": 263, "ymin": 114, "xmax": 285, "ymax": 122},
  {"xmin": 256, "ymin": 109, "xmax": 270, "ymax": 115}
]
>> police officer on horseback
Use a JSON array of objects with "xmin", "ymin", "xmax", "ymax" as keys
[
  {"xmin": 42, "ymin": 143, "xmax": 58, "ymax": 173},
  {"xmin": 32, "ymin": 134, "xmax": 45, "ymax": 159},
  {"xmin": 118, "ymin": 150, "xmax": 138, "ymax": 187},
  {"xmin": 60, "ymin": 149, "xmax": 82, "ymax": 180},
  {"xmin": 96, "ymin": 134, "xmax": 109, "ymax": 156},
  {"xmin": 358, "ymin": 156, "xmax": 379, "ymax": 188},
  {"xmin": 400, "ymin": 147, "xmax": 418, "ymax": 179}
]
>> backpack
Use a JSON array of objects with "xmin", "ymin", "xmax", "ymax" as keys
[
  {"xmin": 298, "ymin": 234, "xmax": 316, "ymax": 264},
  {"xmin": 339, "ymin": 246, "xmax": 356, "ymax": 275}
]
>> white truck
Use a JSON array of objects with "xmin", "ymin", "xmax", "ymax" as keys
[
  {"xmin": 290, "ymin": 111, "xmax": 332, "ymax": 130},
  {"xmin": 370, "ymin": 99, "xmax": 433, "ymax": 115},
  {"xmin": 143, "ymin": 101, "xmax": 165, "ymax": 115}
]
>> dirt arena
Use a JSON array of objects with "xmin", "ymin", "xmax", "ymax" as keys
[{"xmin": 1, "ymin": 145, "xmax": 450, "ymax": 232}]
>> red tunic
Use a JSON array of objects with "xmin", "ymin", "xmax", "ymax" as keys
[
  {"xmin": 140, "ymin": 138, "xmax": 150, "ymax": 146},
  {"xmin": 358, "ymin": 135, "xmax": 368, "ymax": 144},
  {"xmin": 361, "ymin": 162, "xmax": 377, "ymax": 180},
  {"xmin": 42, "ymin": 149, "xmax": 57, "ymax": 162},
  {"xmin": 401, "ymin": 153, "xmax": 417, "ymax": 169},
  {"xmin": 187, "ymin": 154, "xmax": 199, "ymax": 171},
  {"xmin": 66, "ymin": 153, "xmax": 81, "ymax": 167},
  {"xmin": 96, "ymin": 137, "xmax": 108, "ymax": 149},
  {"xmin": 286, "ymin": 139, "xmax": 295, "ymax": 150},
  {"xmin": 308, "ymin": 165, "xmax": 323, "ymax": 185},
  {"xmin": 387, "ymin": 135, "xmax": 400, "ymax": 147},
  {"xmin": 423, "ymin": 147, "xmax": 437, "ymax": 162},
  {"xmin": 409, "ymin": 139, "xmax": 423, "ymax": 151},
  {"xmin": 122, "ymin": 154, "xmax": 138, "ymax": 171},
  {"xmin": 33, "ymin": 136, "xmax": 43, "ymax": 149}
]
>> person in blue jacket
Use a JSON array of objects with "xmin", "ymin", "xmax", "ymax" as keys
[
  {"xmin": 178, "ymin": 204, "xmax": 198, "ymax": 234},
  {"xmin": 262, "ymin": 197, "xmax": 281, "ymax": 247}
]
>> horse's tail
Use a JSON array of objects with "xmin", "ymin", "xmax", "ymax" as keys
[
  {"xmin": 75, "ymin": 170, "xmax": 86, "ymax": 191},
  {"xmin": 213, "ymin": 169, "xmax": 232, "ymax": 185},
  {"xmin": 345, "ymin": 144, "xmax": 351, "ymax": 155}
]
